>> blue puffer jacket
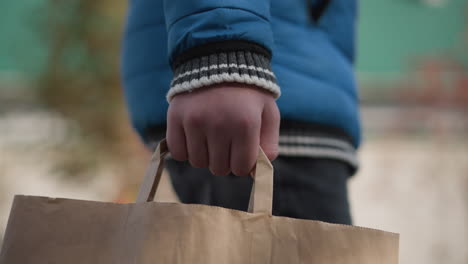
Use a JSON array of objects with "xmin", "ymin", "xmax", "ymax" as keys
[{"xmin": 122, "ymin": 0, "xmax": 360, "ymax": 169}]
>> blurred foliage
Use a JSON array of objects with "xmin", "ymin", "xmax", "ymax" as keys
[
  {"xmin": 39, "ymin": 0, "xmax": 126, "ymax": 152},
  {"xmin": 37, "ymin": 0, "xmax": 136, "ymax": 179}
]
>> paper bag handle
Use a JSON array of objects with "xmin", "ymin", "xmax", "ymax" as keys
[{"xmin": 136, "ymin": 139, "xmax": 273, "ymax": 214}]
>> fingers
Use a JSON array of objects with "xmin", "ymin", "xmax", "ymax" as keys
[
  {"xmin": 207, "ymin": 131, "xmax": 231, "ymax": 176},
  {"xmin": 166, "ymin": 111, "xmax": 188, "ymax": 161},
  {"xmin": 168, "ymin": 104, "xmax": 278, "ymax": 175},
  {"xmin": 166, "ymin": 84, "xmax": 279, "ymax": 177},
  {"xmin": 260, "ymin": 102, "xmax": 280, "ymax": 161},
  {"xmin": 184, "ymin": 113, "xmax": 209, "ymax": 168},
  {"xmin": 230, "ymin": 116, "xmax": 261, "ymax": 176}
]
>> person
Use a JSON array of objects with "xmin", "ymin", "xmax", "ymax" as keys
[{"xmin": 122, "ymin": 0, "xmax": 360, "ymax": 225}]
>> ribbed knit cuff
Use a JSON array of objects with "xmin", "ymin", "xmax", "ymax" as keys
[{"xmin": 167, "ymin": 43, "xmax": 280, "ymax": 102}]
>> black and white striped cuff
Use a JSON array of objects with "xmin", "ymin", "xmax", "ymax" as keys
[
  {"xmin": 278, "ymin": 135, "xmax": 359, "ymax": 171},
  {"xmin": 167, "ymin": 50, "xmax": 281, "ymax": 101}
]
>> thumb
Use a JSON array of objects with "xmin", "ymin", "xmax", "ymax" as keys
[{"xmin": 260, "ymin": 101, "xmax": 280, "ymax": 161}]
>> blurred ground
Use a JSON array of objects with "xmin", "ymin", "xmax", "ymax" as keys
[
  {"xmin": 350, "ymin": 137, "xmax": 468, "ymax": 264},
  {"xmin": 1, "ymin": 106, "xmax": 467, "ymax": 264}
]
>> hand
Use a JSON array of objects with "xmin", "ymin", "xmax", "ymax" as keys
[{"xmin": 166, "ymin": 82, "xmax": 280, "ymax": 176}]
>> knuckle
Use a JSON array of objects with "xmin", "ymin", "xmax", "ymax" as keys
[
  {"xmin": 210, "ymin": 117, "xmax": 226, "ymax": 131},
  {"xmin": 236, "ymin": 115, "xmax": 256, "ymax": 130},
  {"xmin": 185, "ymin": 112, "xmax": 205, "ymax": 127},
  {"xmin": 167, "ymin": 106, "xmax": 179, "ymax": 120},
  {"xmin": 271, "ymin": 104, "xmax": 281, "ymax": 119},
  {"xmin": 271, "ymin": 111, "xmax": 280, "ymax": 124}
]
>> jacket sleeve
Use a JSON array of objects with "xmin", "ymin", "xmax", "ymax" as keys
[{"xmin": 163, "ymin": 0, "xmax": 280, "ymax": 101}]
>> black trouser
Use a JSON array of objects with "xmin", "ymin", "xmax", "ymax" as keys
[{"xmin": 166, "ymin": 156, "xmax": 352, "ymax": 225}]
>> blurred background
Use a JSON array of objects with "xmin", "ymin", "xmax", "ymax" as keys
[{"xmin": 0, "ymin": 0, "xmax": 467, "ymax": 263}]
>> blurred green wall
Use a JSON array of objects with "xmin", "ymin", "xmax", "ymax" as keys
[
  {"xmin": 0, "ymin": 0, "xmax": 47, "ymax": 78},
  {"xmin": 0, "ymin": 0, "xmax": 465, "ymax": 82},
  {"xmin": 357, "ymin": 0, "xmax": 466, "ymax": 80}
]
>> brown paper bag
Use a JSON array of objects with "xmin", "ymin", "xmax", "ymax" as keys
[{"xmin": 0, "ymin": 140, "xmax": 399, "ymax": 264}]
